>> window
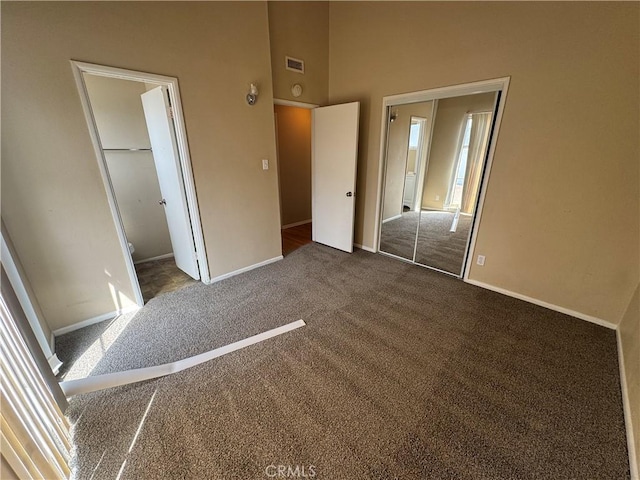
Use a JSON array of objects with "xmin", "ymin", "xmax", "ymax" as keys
[
  {"xmin": 1, "ymin": 295, "xmax": 71, "ymax": 479},
  {"xmin": 446, "ymin": 114, "xmax": 473, "ymax": 208}
]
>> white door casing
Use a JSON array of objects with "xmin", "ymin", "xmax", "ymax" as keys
[
  {"xmin": 141, "ymin": 87, "xmax": 199, "ymax": 279},
  {"xmin": 311, "ymin": 102, "xmax": 360, "ymax": 253}
]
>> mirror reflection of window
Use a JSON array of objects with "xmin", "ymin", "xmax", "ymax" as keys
[
  {"xmin": 446, "ymin": 114, "xmax": 473, "ymax": 208},
  {"xmin": 406, "ymin": 121, "xmax": 421, "ymax": 175},
  {"xmin": 403, "ymin": 117, "xmax": 427, "ymax": 213},
  {"xmin": 444, "ymin": 111, "xmax": 493, "ymax": 216}
]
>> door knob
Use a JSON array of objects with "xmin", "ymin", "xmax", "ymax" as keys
[
  {"xmin": 158, "ymin": 199, "xmax": 166, "ymax": 205},
  {"xmin": 346, "ymin": 192, "xmax": 353, "ymax": 197}
]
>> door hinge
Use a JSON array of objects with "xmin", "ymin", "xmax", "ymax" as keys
[{"xmin": 167, "ymin": 107, "xmax": 174, "ymax": 119}]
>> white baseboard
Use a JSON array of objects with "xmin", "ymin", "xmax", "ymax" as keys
[
  {"xmin": 47, "ymin": 353, "xmax": 63, "ymax": 375},
  {"xmin": 464, "ymin": 278, "xmax": 617, "ymax": 330},
  {"xmin": 52, "ymin": 305, "xmax": 140, "ymax": 337},
  {"xmin": 281, "ymin": 219, "xmax": 312, "ymax": 230},
  {"xmin": 60, "ymin": 319, "xmax": 306, "ymax": 398},
  {"xmin": 382, "ymin": 214, "xmax": 402, "ymax": 224},
  {"xmin": 133, "ymin": 253, "xmax": 174, "ymax": 265},
  {"xmin": 617, "ymin": 330, "xmax": 639, "ymax": 479},
  {"xmin": 208, "ymin": 256, "xmax": 283, "ymax": 284},
  {"xmin": 354, "ymin": 243, "xmax": 376, "ymax": 253}
]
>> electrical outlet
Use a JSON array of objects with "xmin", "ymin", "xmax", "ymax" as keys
[
  {"xmin": 262, "ymin": 159, "xmax": 269, "ymax": 170},
  {"xmin": 435, "ymin": 195, "xmax": 440, "ymax": 201},
  {"xmin": 477, "ymin": 255, "xmax": 485, "ymax": 266}
]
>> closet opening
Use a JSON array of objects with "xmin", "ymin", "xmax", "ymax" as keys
[
  {"xmin": 376, "ymin": 77, "xmax": 509, "ymax": 279},
  {"xmin": 72, "ymin": 62, "xmax": 209, "ymax": 305}
]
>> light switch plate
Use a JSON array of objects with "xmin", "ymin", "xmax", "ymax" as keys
[{"xmin": 262, "ymin": 159, "xmax": 269, "ymax": 170}]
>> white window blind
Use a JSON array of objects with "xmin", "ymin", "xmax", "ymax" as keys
[{"xmin": 1, "ymin": 296, "xmax": 71, "ymax": 479}]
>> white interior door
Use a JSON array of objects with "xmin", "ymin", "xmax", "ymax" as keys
[
  {"xmin": 141, "ymin": 87, "xmax": 199, "ymax": 279},
  {"xmin": 312, "ymin": 102, "xmax": 360, "ymax": 253},
  {"xmin": 403, "ymin": 174, "xmax": 416, "ymax": 208}
]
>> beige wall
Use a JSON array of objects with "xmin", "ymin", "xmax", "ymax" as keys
[
  {"xmin": 1, "ymin": 2, "xmax": 281, "ymax": 330},
  {"xmin": 268, "ymin": 1, "xmax": 329, "ymax": 105},
  {"xmin": 422, "ymin": 93, "xmax": 495, "ymax": 211},
  {"xmin": 620, "ymin": 284, "xmax": 640, "ymax": 475},
  {"xmin": 83, "ymin": 75, "xmax": 152, "ymax": 149},
  {"xmin": 329, "ymin": 2, "xmax": 639, "ymax": 324},
  {"xmin": 1, "ymin": 222, "xmax": 53, "ymax": 345},
  {"xmin": 83, "ymin": 75, "xmax": 173, "ymax": 262},
  {"xmin": 104, "ymin": 152, "xmax": 173, "ymax": 262},
  {"xmin": 275, "ymin": 105, "xmax": 312, "ymax": 226},
  {"xmin": 383, "ymin": 101, "xmax": 432, "ymax": 221}
]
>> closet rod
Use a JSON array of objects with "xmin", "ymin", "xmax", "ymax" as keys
[{"xmin": 103, "ymin": 148, "xmax": 152, "ymax": 152}]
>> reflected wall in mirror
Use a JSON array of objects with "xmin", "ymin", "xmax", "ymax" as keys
[
  {"xmin": 379, "ymin": 101, "xmax": 433, "ymax": 260},
  {"xmin": 379, "ymin": 85, "xmax": 502, "ymax": 277}
]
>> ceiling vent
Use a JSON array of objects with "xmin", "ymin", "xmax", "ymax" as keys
[{"xmin": 285, "ymin": 56, "xmax": 304, "ymax": 74}]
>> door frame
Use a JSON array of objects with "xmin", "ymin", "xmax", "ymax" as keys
[
  {"xmin": 374, "ymin": 76, "xmax": 510, "ymax": 280},
  {"xmin": 70, "ymin": 61, "xmax": 210, "ymax": 306},
  {"xmin": 273, "ymin": 98, "xmax": 318, "ymax": 236},
  {"xmin": 406, "ymin": 115, "xmax": 428, "ymax": 212}
]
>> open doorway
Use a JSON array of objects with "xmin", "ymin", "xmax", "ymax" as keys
[
  {"xmin": 273, "ymin": 100, "xmax": 316, "ymax": 255},
  {"xmin": 274, "ymin": 99, "xmax": 360, "ymax": 255},
  {"xmin": 72, "ymin": 62, "xmax": 209, "ymax": 305},
  {"xmin": 403, "ymin": 116, "xmax": 429, "ymax": 213}
]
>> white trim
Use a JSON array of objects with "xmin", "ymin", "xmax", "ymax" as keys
[
  {"xmin": 47, "ymin": 354, "xmax": 63, "ymax": 376},
  {"xmin": 617, "ymin": 330, "xmax": 639, "ymax": 479},
  {"xmin": 373, "ymin": 103, "xmax": 390, "ymax": 252},
  {"xmin": 353, "ymin": 243, "xmax": 375, "ymax": 253},
  {"xmin": 52, "ymin": 305, "xmax": 140, "ymax": 337},
  {"xmin": 281, "ymin": 219, "xmax": 312, "ymax": 230},
  {"xmin": 70, "ymin": 61, "xmax": 211, "ymax": 309},
  {"xmin": 133, "ymin": 253, "xmax": 174, "ymax": 265},
  {"xmin": 377, "ymin": 250, "xmax": 415, "ymax": 265},
  {"xmin": 207, "ymin": 256, "xmax": 283, "ymax": 284},
  {"xmin": 0, "ymin": 231, "xmax": 54, "ymax": 360},
  {"xmin": 274, "ymin": 98, "xmax": 319, "ymax": 109},
  {"xmin": 60, "ymin": 319, "xmax": 306, "ymax": 397},
  {"xmin": 464, "ymin": 278, "xmax": 616, "ymax": 330},
  {"xmin": 382, "ymin": 77, "xmax": 511, "ymax": 107},
  {"xmin": 382, "ymin": 214, "xmax": 402, "ymax": 224}
]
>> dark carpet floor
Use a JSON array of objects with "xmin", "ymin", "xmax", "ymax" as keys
[
  {"xmin": 380, "ymin": 210, "xmax": 472, "ymax": 275},
  {"xmin": 62, "ymin": 243, "xmax": 629, "ymax": 479}
]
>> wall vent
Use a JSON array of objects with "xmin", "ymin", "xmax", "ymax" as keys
[{"xmin": 285, "ymin": 56, "xmax": 304, "ymax": 74}]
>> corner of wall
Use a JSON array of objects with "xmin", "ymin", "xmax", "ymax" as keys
[{"xmin": 618, "ymin": 283, "xmax": 640, "ymax": 479}]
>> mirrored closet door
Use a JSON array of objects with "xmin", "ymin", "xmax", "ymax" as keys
[{"xmin": 378, "ymin": 85, "xmax": 503, "ymax": 277}]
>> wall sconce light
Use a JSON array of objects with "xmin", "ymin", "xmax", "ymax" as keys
[
  {"xmin": 390, "ymin": 110, "xmax": 399, "ymax": 123},
  {"xmin": 247, "ymin": 83, "xmax": 259, "ymax": 105}
]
